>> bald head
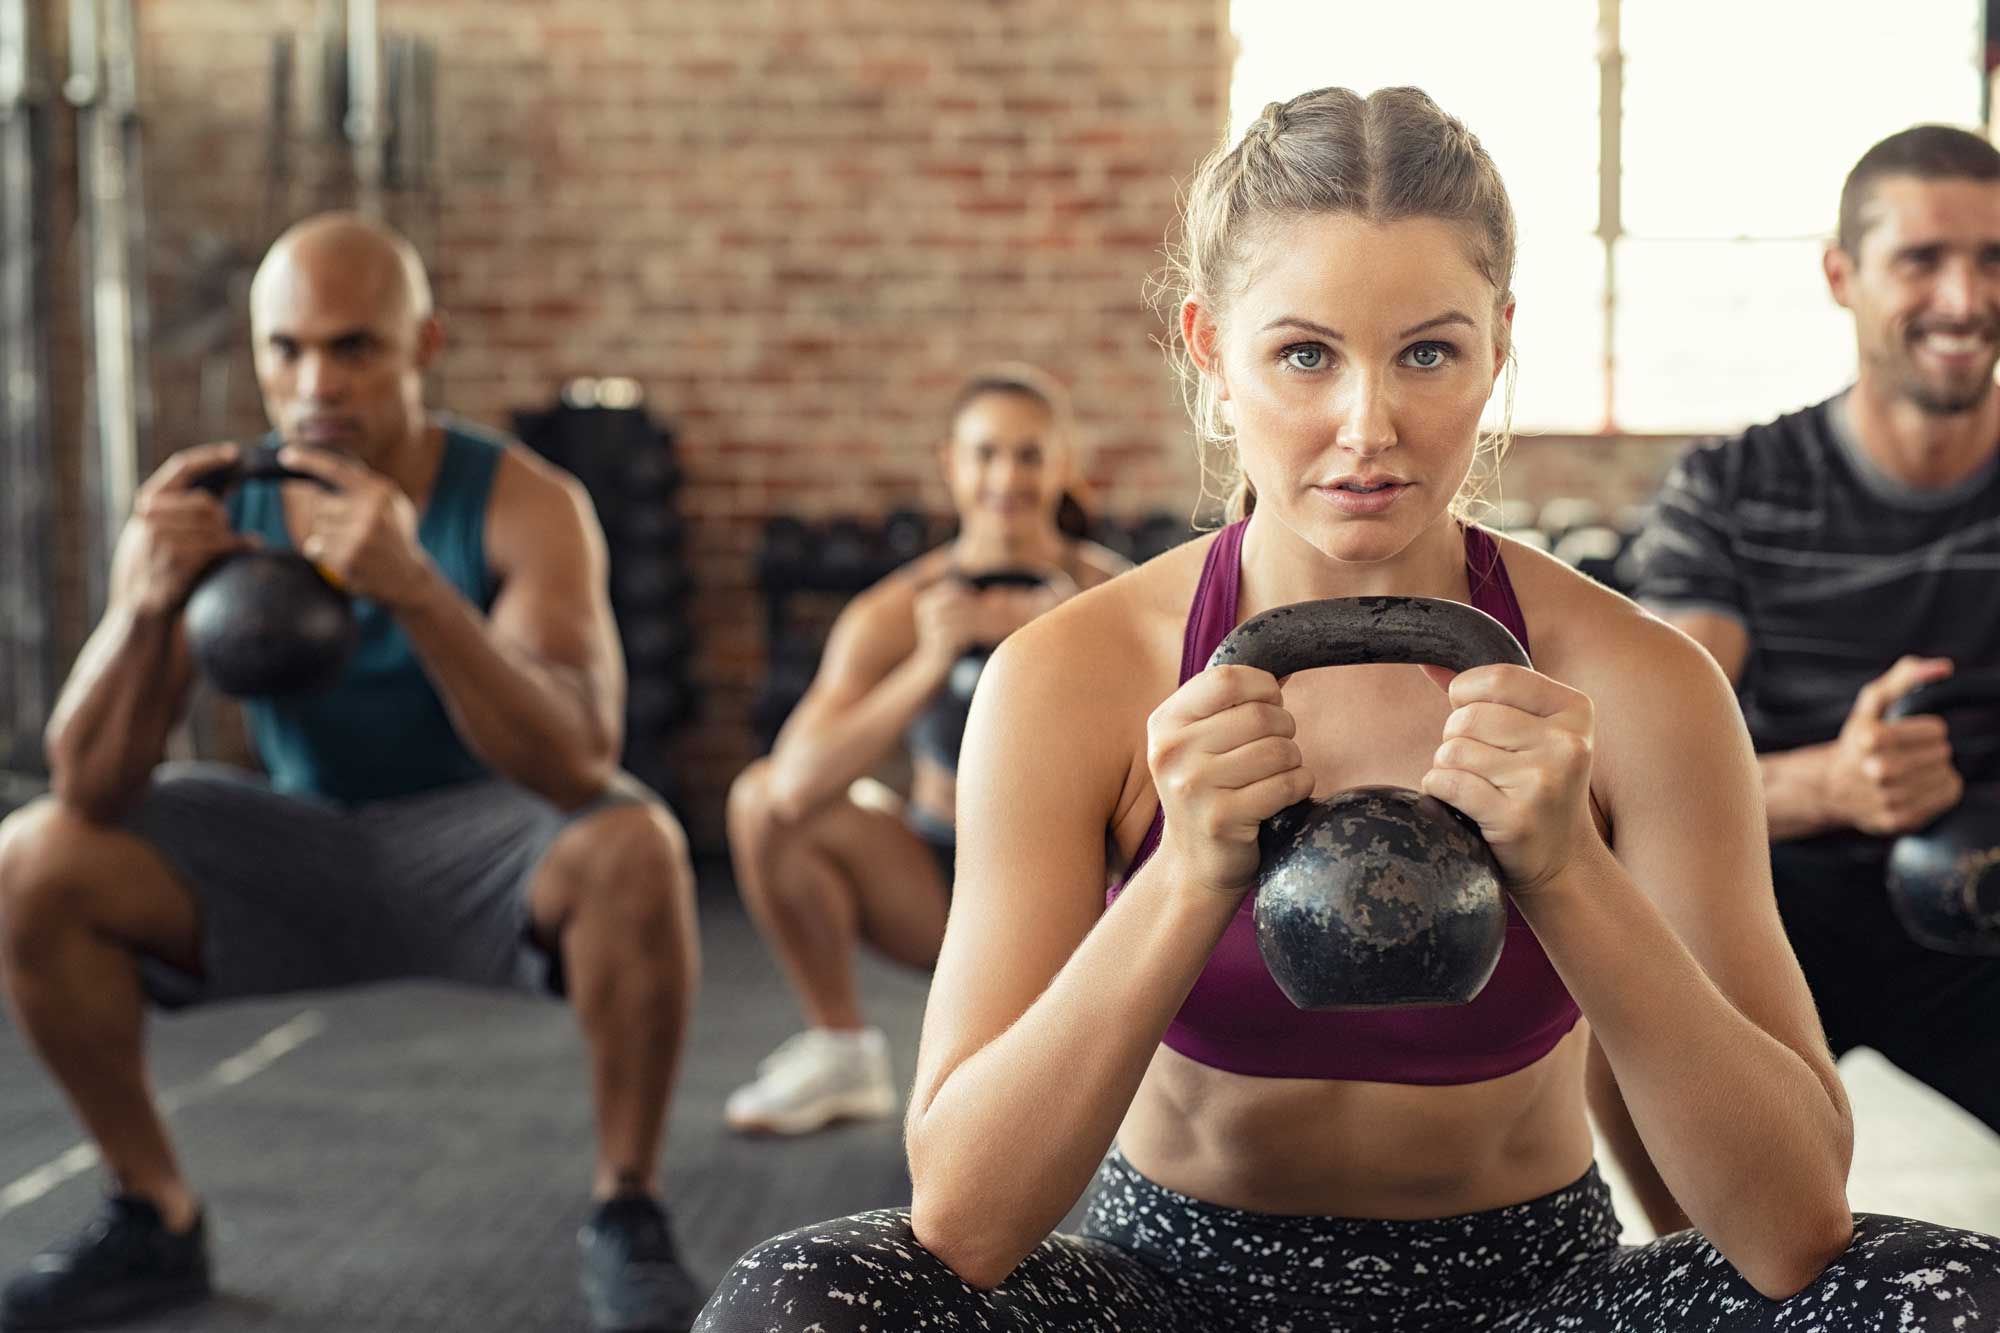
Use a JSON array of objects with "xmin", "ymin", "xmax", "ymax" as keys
[
  {"xmin": 249, "ymin": 213, "xmax": 442, "ymax": 460},
  {"xmin": 251, "ymin": 212, "xmax": 433, "ymax": 329}
]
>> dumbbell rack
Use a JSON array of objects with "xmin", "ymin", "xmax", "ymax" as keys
[{"xmin": 516, "ymin": 381, "xmax": 696, "ymax": 806}]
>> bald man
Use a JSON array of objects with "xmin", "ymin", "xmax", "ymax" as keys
[{"xmin": 0, "ymin": 215, "xmax": 704, "ymax": 1332}]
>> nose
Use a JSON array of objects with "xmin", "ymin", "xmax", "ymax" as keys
[
  {"xmin": 295, "ymin": 351, "xmax": 346, "ymax": 404},
  {"xmin": 1932, "ymin": 257, "xmax": 1978, "ymax": 323},
  {"xmin": 1335, "ymin": 369, "xmax": 1397, "ymax": 458}
]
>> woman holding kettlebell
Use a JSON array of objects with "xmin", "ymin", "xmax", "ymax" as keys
[
  {"xmin": 700, "ymin": 87, "xmax": 2000, "ymax": 1331},
  {"xmin": 723, "ymin": 366, "xmax": 1127, "ymax": 1136}
]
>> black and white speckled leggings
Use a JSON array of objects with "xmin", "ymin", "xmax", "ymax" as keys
[{"xmin": 694, "ymin": 1149, "xmax": 2000, "ymax": 1332}]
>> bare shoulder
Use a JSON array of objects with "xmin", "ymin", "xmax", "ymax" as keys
[
  {"xmin": 849, "ymin": 546, "xmax": 951, "ymax": 623},
  {"xmin": 1010, "ymin": 532, "xmax": 1206, "ymax": 681},
  {"xmin": 978, "ymin": 533, "xmax": 1211, "ymax": 819},
  {"xmin": 815, "ymin": 547, "xmax": 957, "ymax": 668},
  {"xmin": 484, "ymin": 443, "xmax": 601, "ymax": 575}
]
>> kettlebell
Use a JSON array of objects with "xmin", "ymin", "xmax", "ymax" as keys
[
  {"xmin": 185, "ymin": 447, "xmax": 358, "ymax": 698},
  {"xmin": 1206, "ymin": 595, "xmax": 1531, "ymax": 1010},
  {"xmin": 908, "ymin": 568, "xmax": 1048, "ymax": 771},
  {"xmin": 1882, "ymin": 671, "xmax": 2000, "ymax": 956}
]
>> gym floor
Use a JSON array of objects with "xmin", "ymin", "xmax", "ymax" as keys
[{"xmin": 0, "ymin": 877, "xmax": 1994, "ymax": 1333}]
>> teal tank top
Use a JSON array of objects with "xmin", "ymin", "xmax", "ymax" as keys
[{"xmin": 225, "ymin": 421, "xmax": 506, "ymax": 804}]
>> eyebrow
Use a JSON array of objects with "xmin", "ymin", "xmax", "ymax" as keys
[
  {"xmin": 1259, "ymin": 311, "xmax": 1478, "ymax": 340},
  {"xmin": 264, "ymin": 327, "xmax": 379, "ymax": 344}
]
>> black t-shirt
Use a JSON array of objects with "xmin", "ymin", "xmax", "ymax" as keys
[{"xmin": 1631, "ymin": 390, "xmax": 2000, "ymax": 773}]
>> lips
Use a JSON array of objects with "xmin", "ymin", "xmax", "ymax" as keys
[
  {"xmin": 295, "ymin": 418, "xmax": 358, "ymax": 443},
  {"xmin": 1316, "ymin": 478, "xmax": 1411, "ymax": 515},
  {"xmin": 1911, "ymin": 324, "xmax": 2000, "ymax": 366}
]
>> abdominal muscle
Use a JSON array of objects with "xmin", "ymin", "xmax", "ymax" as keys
[{"xmin": 1113, "ymin": 1023, "xmax": 1597, "ymax": 1219}]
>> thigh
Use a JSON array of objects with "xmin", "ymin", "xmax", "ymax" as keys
[
  {"xmin": 1771, "ymin": 842, "xmax": 1904, "ymax": 1057},
  {"xmin": 786, "ymin": 791, "xmax": 950, "ymax": 971},
  {"xmin": 1774, "ymin": 844, "xmax": 2000, "ymax": 1131},
  {"xmin": 1850, "ymin": 948, "xmax": 2000, "ymax": 1133},
  {"xmin": 694, "ymin": 1208, "xmax": 1199, "ymax": 1333},
  {"xmin": 1504, "ymin": 1214, "xmax": 2000, "ymax": 1332},
  {"xmin": 117, "ymin": 762, "xmax": 379, "ymax": 1008}
]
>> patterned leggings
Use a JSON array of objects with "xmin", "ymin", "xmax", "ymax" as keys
[{"xmin": 694, "ymin": 1150, "xmax": 2000, "ymax": 1332}]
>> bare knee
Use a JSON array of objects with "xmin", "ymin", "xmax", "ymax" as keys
[
  {"xmin": 0, "ymin": 799, "xmax": 106, "ymax": 955},
  {"xmin": 727, "ymin": 759, "xmax": 830, "ymax": 907},
  {"xmin": 726, "ymin": 758, "xmax": 788, "ymax": 845},
  {"xmin": 550, "ymin": 801, "xmax": 698, "ymax": 969}
]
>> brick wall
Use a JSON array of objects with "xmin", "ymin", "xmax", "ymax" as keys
[
  {"xmin": 105, "ymin": 1, "xmax": 1687, "ymax": 851},
  {"xmin": 124, "ymin": 0, "xmax": 1228, "ymax": 848}
]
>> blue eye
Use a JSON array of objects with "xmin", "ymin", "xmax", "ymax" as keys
[
  {"xmin": 1282, "ymin": 344, "xmax": 1327, "ymax": 371},
  {"xmin": 1402, "ymin": 342, "xmax": 1454, "ymax": 369}
]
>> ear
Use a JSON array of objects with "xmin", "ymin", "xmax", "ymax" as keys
[
  {"xmin": 1181, "ymin": 298, "xmax": 1231, "ymax": 402},
  {"xmin": 1494, "ymin": 301, "xmax": 1516, "ymax": 378},
  {"xmin": 1823, "ymin": 243, "xmax": 1855, "ymax": 310},
  {"xmin": 414, "ymin": 313, "xmax": 447, "ymax": 370}
]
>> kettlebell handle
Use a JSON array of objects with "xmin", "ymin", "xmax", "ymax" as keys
[
  {"xmin": 1207, "ymin": 596, "xmax": 1530, "ymax": 677},
  {"xmin": 189, "ymin": 445, "xmax": 341, "ymax": 498},
  {"xmin": 1885, "ymin": 669, "xmax": 2000, "ymax": 785},
  {"xmin": 1885, "ymin": 669, "xmax": 2000, "ymax": 722}
]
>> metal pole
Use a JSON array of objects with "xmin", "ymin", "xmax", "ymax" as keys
[
  {"xmin": 345, "ymin": 0, "xmax": 382, "ymax": 217},
  {"xmin": 105, "ymin": 0, "xmax": 149, "ymax": 462},
  {"xmin": 0, "ymin": 0, "xmax": 53, "ymax": 771},
  {"xmin": 68, "ymin": 0, "xmax": 142, "ymax": 624}
]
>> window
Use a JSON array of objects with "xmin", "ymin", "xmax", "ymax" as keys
[{"xmin": 1229, "ymin": 0, "xmax": 1984, "ymax": 433}]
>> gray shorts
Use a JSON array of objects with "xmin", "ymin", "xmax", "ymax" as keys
[{"xmin": 122, "ymin": 761, "xmax": 647, "ymax": 1010}]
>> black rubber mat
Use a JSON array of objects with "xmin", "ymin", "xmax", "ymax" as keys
[{"xmin": 0, "ymin": 877, "xmax": 939, "ymax": 1331}]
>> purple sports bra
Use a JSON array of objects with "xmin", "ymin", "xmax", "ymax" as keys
[{"xmin": 1108, "ymin": 519, "xmax": 1582, "ymax": 1084}]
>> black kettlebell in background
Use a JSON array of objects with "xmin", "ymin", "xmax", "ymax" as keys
[
  {"xmin": 1206, "ymin": 596, "xmax": 1531, "ymax": 1010},
  {"xmin": 185, "ymin": 447, "xmax": 359, "ymax": 698},
  {"xmin": 1882, "ymin": 671, "xmax": 2000, "ymax": 956},
  {"xmin": 907, "ymin": 568, "xmax": 1049, "ymax": 771}
]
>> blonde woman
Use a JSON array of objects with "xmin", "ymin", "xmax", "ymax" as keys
[{"xmin": 698, "ymin": 89, "xmax": 2000, "ymax": 1331}]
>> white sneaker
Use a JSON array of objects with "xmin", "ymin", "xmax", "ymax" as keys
[{"xmin": 723, "ymin": 1028, "xmax": 897, "ymax": 1135}]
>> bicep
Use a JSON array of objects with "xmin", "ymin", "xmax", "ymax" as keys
[
  {"xmin": 1598, "ymin": 646, "xmax": 1822, "ymax": 1057},
  {"xmin": 487, "ymin": 476, "xmax": 624, "ymax": 717},
  {"xmin": 912, "ymin": 635, "xmax": 1124, "ymax": 1106},
  {"xmin": 769, "ymin": 594, "xmax": 911, "ymax": 747}
]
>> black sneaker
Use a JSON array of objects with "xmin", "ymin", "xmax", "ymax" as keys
[
  {"xmin": 577, "ymin": 1194, "xmax": 704, "ymax": 1333},
  {"xmin": 0, "ymin": 1196, "xmax": 211, "ymax": 1331}
]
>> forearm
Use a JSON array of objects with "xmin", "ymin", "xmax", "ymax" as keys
[
  {"xmin": 395, "ymin": 570, "xmax": 615, "ymax": 806},
  {"xmin": 1760, "ymin": 743, "xmax": 1844, "ymax": 841},
  {"xmin": 907, "ymin": 864, "xmax": 1236, "ymax": 1288},
  {"xmin": 1584, "ymin": 1036, "xmax": 1692, "ymax": 1236},
  {"xmin": 767, "ymin": 655, "xmax": 949, "ymax": 820},
  {"xmin": 44, "ymin": 606, "xmax": 187, "ymax": 817},
  {"xmin": 1522, "ymin": 849, "xmax": 1852, "ymax": 1294}
]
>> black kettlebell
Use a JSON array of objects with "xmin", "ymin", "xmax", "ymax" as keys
[
  {"xmin": 1882, "ymin": 671, "xmax": 2000, "ymax": 956},
  {"xmin": 908, "ymin": 568, "xmax": 1048, "ymax": 771},
  {"xmin": 1206, "ymin": 596, "xmax": 1531, "ymax": 1010},
  {"xmin": 185, "ymin": 447, "xmax": 358, "ymax": 698}
]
